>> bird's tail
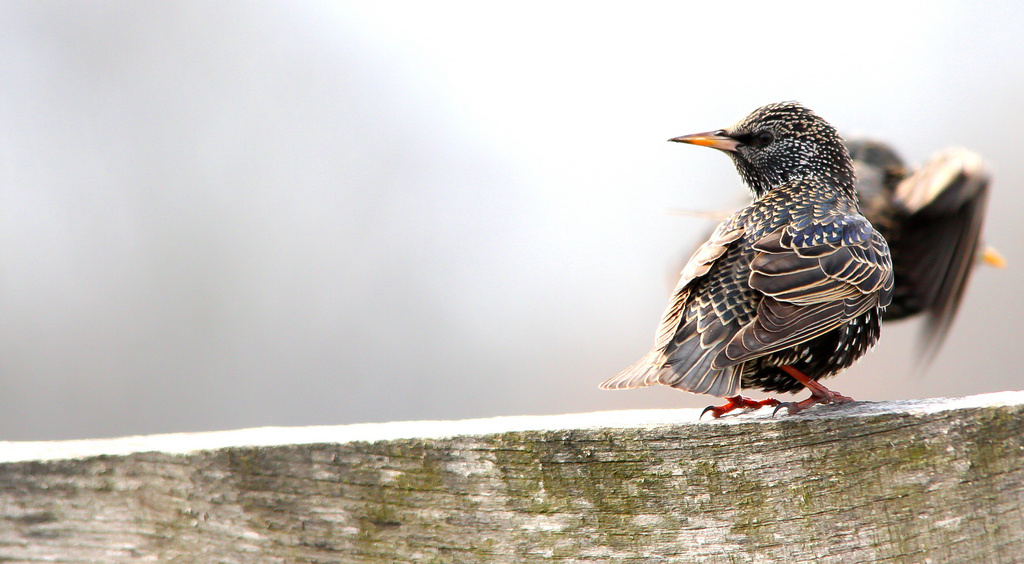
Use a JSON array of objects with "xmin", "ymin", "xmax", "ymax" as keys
[
  {"xmin": 599, "ymin": 350, "xmax": 665, "ymax": 390},
  {"xmin": 600, "ymin": 341, "xmax": 741, "ymax": 397}
]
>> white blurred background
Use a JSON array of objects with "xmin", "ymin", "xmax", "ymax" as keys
[{"xmin": 0, "ymin": 2, "xmax": 1021, "ymax": 440}]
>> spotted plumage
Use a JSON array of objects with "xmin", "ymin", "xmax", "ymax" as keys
[
  {"xmin": 674, "ymin": 137, "xmax": 998, "ymax": 367},
  {"xmin": 602, "ymin": 102, "xmax": 894, "ymax": 413}
]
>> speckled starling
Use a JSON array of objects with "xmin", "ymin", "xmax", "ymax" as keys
[
  {"xmin": 601, "ymin": 102, "xmax": 894, "ymax": 417},
  {"xmin": 674, "ymin": 138, "xmax": 1000, "ymax": 364},
  {"xmin": 847, "ymin": 138, "xmax": 999, "ymax": 361}
]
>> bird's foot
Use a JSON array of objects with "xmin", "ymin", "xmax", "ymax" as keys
[
  {"xmin": 701, "ymin": 395, "xmax": 780, "ymax": 419},
  {"xmin": 772, "ymin": 387, "xmax": 854, "ymax": 417},
  {"xmin": 771, "ymin": 365, "xmax": 855, "ymax": 416}
]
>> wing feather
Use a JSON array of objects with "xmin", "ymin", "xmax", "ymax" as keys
[
  {"xmin": 599, "ymin": 216, "xmax": 745, "ymax": 391},
  {"xmin": 714, "ymin": 215, "xmax": 893, "ymax": 368},
  {"xmin": 889, "ymin": 148, "xmax": 991, "ymax": 358},
  {"xmin": 654, "ymin": 222, "xmax": 745, "ymax": 350}
]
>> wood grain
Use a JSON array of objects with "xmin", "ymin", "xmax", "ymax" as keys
[{"xmin": 2, "ymin": 391, "xmax": 1023, "ymax": 563}]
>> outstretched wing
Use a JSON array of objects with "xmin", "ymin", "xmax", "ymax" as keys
[
  {"xmin": 600, "ymin": 217, "xmax": 745, "ymax": 392},
  {"xmin": 887, "ymin": 148, "xmax": 990, "ymax": 358},
  {"xmin": 714, "ymin": 214, "xmax": 893, "ymax": 368}
]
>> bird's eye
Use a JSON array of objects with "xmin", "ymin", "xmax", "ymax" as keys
[{"xmin": 753, "ymin": 131, "xmax": 774, "ymax": 147}]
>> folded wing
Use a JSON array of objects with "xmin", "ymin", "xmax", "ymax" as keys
[{"xmin": 715, "ymin": 214, "xmax": 893, "ymax": 368}]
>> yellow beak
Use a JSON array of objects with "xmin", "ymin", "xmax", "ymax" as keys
[{"xmin": 669, "ymin": 130, "xmax": 741, "ymax": 152}]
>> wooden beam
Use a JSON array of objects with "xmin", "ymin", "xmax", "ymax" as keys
[{"xmin": 2, "ymin": 391, "xmax": 1023, "ymax": 562}]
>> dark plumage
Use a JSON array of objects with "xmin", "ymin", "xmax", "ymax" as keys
[
  {"xmin": 674, "ymin": 138, "xmax": 998, "ymax": 364},
  {"xmin": 601, "ymin": 102, "xmax": 894, "ymax": 416},
  {"xmin": 847, "ymin": 138, "xmax": 994, "ymax": 360}
]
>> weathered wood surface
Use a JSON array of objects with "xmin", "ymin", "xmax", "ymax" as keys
[{"xmin": 2, "ymin": 391, "xmax": 1024, "ymax": 563}]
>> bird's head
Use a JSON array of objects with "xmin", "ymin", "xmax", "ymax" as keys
[{"xmin": 671, "ymin": 102, "xmax": 856, "ymax": 200}]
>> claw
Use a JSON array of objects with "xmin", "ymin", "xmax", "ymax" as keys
[{"xmin": 772, "ymin": 402, "xmax": 797, "ymax": 417}]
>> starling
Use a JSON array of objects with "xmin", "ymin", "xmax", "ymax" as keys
[
  {"xmin": 847, "ymin": 138, "xmax": 999, "ymax": 361},
  {"xmin": 601, "ymin": 102, "xmax": 894, "ymax": 417},
  {"xmin": 673, "ymin": 138, "xmax": 1000, "ymax": 364}
]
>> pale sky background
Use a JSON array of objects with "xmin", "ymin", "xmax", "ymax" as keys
[{"xmin": 0, "ymin": 2, "xmax": 1021, "ymax": 440}]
